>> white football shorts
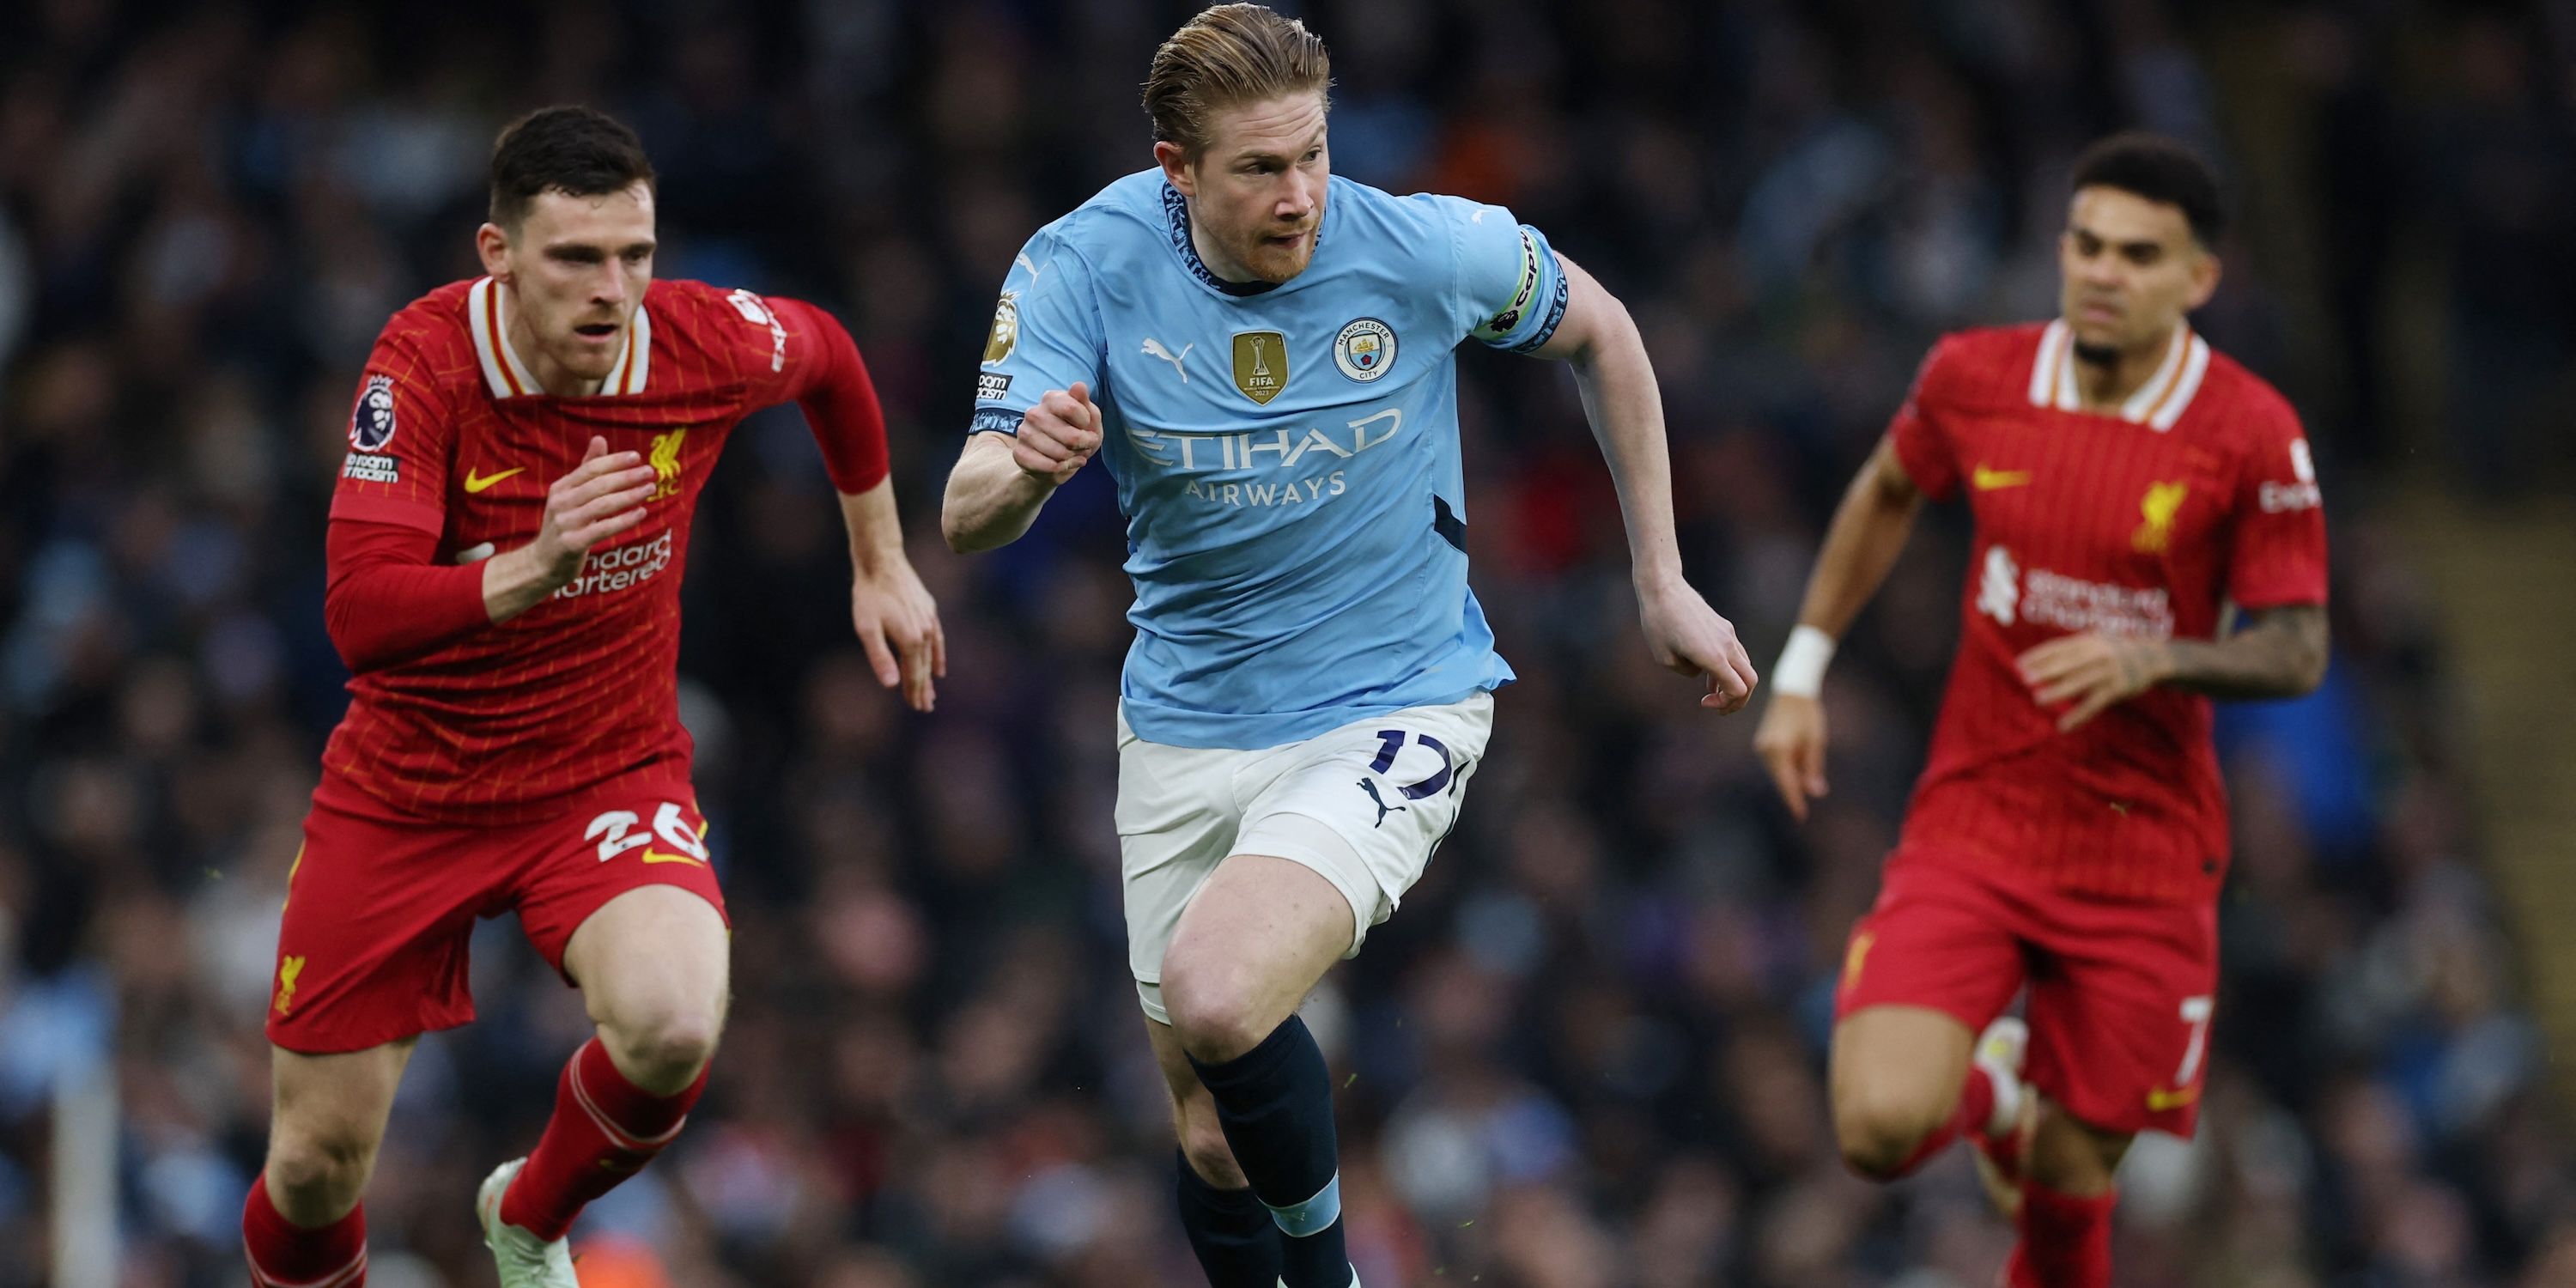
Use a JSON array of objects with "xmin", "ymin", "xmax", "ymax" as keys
[{"xmin": 1115, "ymin": 690, "xmax": 1495, "ymax": 1024}]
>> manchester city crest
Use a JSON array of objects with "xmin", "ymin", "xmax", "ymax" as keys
[
  {"xmin": 1333, "ymin": 318, "xmax": 1396, "ymax": 383},
  {"xmin": 350, "ymin": 373, "xmax": 398, "ymax": 450}
]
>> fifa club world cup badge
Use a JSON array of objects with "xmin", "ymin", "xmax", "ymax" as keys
[
  {"xmin": 1232, "ymin": 330, "xmax": 1288, "ymax": 404},
  {"xmin": 1333, "ymin": 318, "xmax": 1396, "ymax": 383}
]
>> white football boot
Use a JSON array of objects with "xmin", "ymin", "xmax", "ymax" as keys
[{"xmin": 476, "ymin": 1157, "xmax": 580, "ymax": 1287}]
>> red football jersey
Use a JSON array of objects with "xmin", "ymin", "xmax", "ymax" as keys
[
  {"xmin": 1886, "ymin": 319, "xmax": 2328, "ymax": 902},
  {"xmin": 319, "ymin": 276, "xmax": 886, "ymax": 823}
]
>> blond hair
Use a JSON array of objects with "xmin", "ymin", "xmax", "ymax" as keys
[{"xmin": 1142, "ymin": 4, "xmax": 1333, "ymax": 158}]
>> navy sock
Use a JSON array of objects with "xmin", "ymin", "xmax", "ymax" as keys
[
  {"xmin": 1189, "ymin": 1016, "xmax": 1351, "ymax": 1288},
  {"xmin": 1176, "ymin": 1148, "xmax": 1284, "ymax": 1288}
]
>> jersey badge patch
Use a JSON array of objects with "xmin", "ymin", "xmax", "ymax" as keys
[
  {"xmin": 1233, "ymin": 330, "xmax": 1288, "ymax": 404},
  {"xmin": 350, "ymin": 374, "xmax": 397, "ymax": 450},
  {"xmin": 1333, "ymin": 319, "xmax": 1395, "ymax": 382}
]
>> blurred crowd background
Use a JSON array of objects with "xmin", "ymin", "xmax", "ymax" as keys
[{"xmin": 2, "ymin": 0, "xmax": 2572, "ymax": 1285}]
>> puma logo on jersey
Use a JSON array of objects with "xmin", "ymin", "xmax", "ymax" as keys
[
  {"xmin": 1971, "ymin": 465, "xmax": 2032, "ymax": 491},
  {"xmin": 463, "ymin": 465, "xmax": 524, "ymax": 494},
  {"xmin": 1358, "ymin": 779, "xmax": 1406, "ymax": 828},
  {"xmin": 1142, "ymin": 337, "xmax": 1193, "ymax": 382}
]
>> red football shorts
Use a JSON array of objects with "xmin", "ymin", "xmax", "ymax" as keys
[
  {"xmin": 1833, "ymin": 848, "xmax": 2219, "ymax": 1138},
  {"xmin": 264, "ymin": 774, "xmax": 730, "ymax": 1054}
]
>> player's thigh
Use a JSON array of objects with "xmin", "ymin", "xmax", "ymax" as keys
[
  {"xmin": 1232, "ymin": 690, "xmax": 1497, "ymax": 958},
  {"xmin": 266, "ymin": 799, "xmax": 502, "ymax": 1055},
  {"xmin": 267, "ymin": 1036, "xmax": 417, "ymax": 1175},
  {"xmin": 1116, "ymin": 710, "xmax": 1248, "ymax": 1025},
  {"xmin": 519, "ymin": 781, "xmax": 732, "ymax": 1018},
  {"xmin": 1831, "ymin": 857, "xmax": 2026, "ymax": 1127},
  {"xmin": 2025, "ymin": 894, "xmax": 2219, "ymax": 1139},
  {"xmin": 562, "ymin": 885, "xmax": 732, "ymax": 1036}
]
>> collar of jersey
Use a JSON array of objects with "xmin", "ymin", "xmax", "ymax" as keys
[
  {"xmin": 1163, "ymin": 183, "xmax": 1325, "ymax": 299},
  {"xmin": 468, "ymin": 276, "xmax": 652, "ymax": 398}
]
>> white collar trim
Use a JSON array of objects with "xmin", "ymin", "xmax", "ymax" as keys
[
  {"xmin": 467, "ymin": 276, "xmax": 650, "ymax": 398},
  {"xmin": 2028, "ymin": 319, "xmax": 2209, "ymax": 430}
]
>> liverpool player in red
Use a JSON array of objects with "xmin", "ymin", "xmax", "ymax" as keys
[
  {"xmin": 1753, "ymin": 133, "xmax": 2329, "ymax": 1288},
  {"xmin": 240, "ymin": 107, "xmax": 944, "ymax": 1288}
]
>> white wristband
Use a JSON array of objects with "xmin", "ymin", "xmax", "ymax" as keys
[{"xmin": 1773, "ymin": 625, "xmax": 1836, "ymax": 698}]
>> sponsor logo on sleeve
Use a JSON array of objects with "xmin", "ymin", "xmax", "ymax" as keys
[
  {"xmin": 1971, "ymin": 464, "xmax": 2032, "ymax": 491},
  {"xmin": 341, "ymin": 453, "xmax": 400, "ymax": 483},
  {"xmin": 1332, "ymin": 318, "xmax": 1396, "ymax": 382},
  {"xmin": 726, "ymin": 289, "xmax": 787, "ymax": 373},
  {"xmin": 2260, "ymin": 437, "xmax": 2324, "ymax": 513},
  {"xmin": 1232, "ymin": 331, "xmax": 1289, "ymax": 404},
  {"xmin": 350, "ymin": 373, "xmax": 398, "ymax": 450},
  {"xmin": 976, "ymin": 372, "xmax": 1012, "ymax": 401}
]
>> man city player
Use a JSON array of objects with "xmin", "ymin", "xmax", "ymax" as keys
[{"xmin": 941, "ymin": 8, "xmax": 1757, "ymax": 1286}]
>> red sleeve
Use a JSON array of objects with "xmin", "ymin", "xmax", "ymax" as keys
[
  {"xmin": 1886, "ymin": 336, "xmax": 1964, "ymax": 501},
  {"xmin": 329, "ymin": 331, "xmax": 456, "ymax": 536},
  {"xmin": 2225, "ymin": 398, "xmax": 2330, "ymax": 609},
  {"xmin": 324, "ymin": 519, "xmax": 491, "ymax": 671},
  {"xmin": 736, "ymin": 292, "xmax": 890, "ymax": 495}
]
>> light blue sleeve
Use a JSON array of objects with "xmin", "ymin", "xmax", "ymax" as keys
[
  {"xmin": 969, "ymin": 228, "xmax": 1104, "ymax": 435},
  {"xmin": 1441, "ymin": 197, "xmax": 1571, "ymax": 354}
]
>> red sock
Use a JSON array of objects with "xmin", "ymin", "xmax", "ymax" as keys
[
  {"xmin": 498, "ymin": 1037, "xmax": 707, "ymax": 1241},
  {"xmin": 242, "ymin": 1176, "xmax": 366, "ymax": 1287},
  {"xmin": 2006, "ymin": 1182, "xmax": 2116, "ymax": 1288},
  {"xmin": 1868, "ymin": 1066, "xmax": 1996, "ymax": 1180}
]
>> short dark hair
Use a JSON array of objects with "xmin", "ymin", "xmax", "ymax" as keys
[
  {"xmin": 488, "ymin": 106, "xmax": 655, "ymax": 229},
  {"xmin": 2071, "ymin": 131, "xmax": 2225, "ymax": 247}
]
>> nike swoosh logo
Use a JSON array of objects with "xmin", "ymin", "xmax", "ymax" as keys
[
  {"xmin": 2146, "ymin": 1085, "xmax": 2200, "ymax": 1111},
  {"xmin": 1971, "ymin": 466, "xmax": 2032, "ymax": 491},
  {"xmin": 641, "ymin": 849, "xmax": 706, "ymax": 866},
  {"xmin": 463, "ymin": 466, "xmax": 526, "ymax": 494}
]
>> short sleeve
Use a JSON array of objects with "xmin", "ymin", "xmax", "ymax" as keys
[
  {"xmin": 2225, "ymin": 402, "xmax": 2329, "ymax": 609},
  {"xmin": 970, "ymin": 230, "xmax": 1103, "ymax": 435},
  {"xmin": 328, "ymin": 331, "xmax": 454, "ymax": 537},
  {"xmin": 1886, "ymin": 337, "xmax": 1964, "ymax": 502},
  {"xmin": 1444, "ymin": 197, "xmax": 1569, "ymax": 353}
]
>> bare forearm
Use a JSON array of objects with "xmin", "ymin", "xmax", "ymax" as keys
[
  {"xmin": 840, "ymin": 475, "xmax": 908, "ymax": 573},
  {"xmin": 941, "ymin": 434, "xmax": 1058, "ymax": 553},
  {"xmin": 2152, "ymin": 605, "xmax": 2329, "ymax": 700},
  {"xmin": 481, "ymin": 544, "xmax": 569, "ymax": 623},
  {"xmin": 1795, "ymin": 441, "xmax": 1923, "ymax": 637},
  {"xmin": 1567, "ymin": 318, "xmax": 1686, "ymax": 588}
]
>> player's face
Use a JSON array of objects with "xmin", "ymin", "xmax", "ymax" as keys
[
  {"xmin": 478, "ymin": 182, "xmax": 657, "ymax": 387},
  {"xmin": 2058, "ymin": 187, "xmax": 2218, "ymax": 355},
  {"xmin": 1162, "ymin": 92, "xmax": 1328, "ymax": 285}
]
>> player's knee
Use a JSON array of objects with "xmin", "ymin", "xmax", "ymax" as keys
[
  {"xmin": 1178, "ymin": 1109, "xmax": 1248, "ymax": 1189},
  {"xmin": 265, "ymin": 1127, "xmax": 376, "ymax": 1214},
  {"xmin": 1159, "ymin": 963, "xmax": 1271, "ymax": 1064},
  {"xmin": 1833, "ymin": 1086, "xmax": 1943, "ymax": 1181},
  {"xmin": 602, "ymin": 1005, "xmax": 722, "ymax": 1092}
]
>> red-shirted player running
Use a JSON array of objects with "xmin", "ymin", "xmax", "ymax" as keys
[
  {"xmin": 1753, "ymin": 133, "xmax": 2329, "ymax": 1288},
  {"xmin": 241, "ymin": 107, "xmax": 944, "ymax": 1288}
]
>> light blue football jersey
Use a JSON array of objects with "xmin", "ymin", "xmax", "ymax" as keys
[{"xmin": 970, "ymin": 170, "xmax": 1570, "ymax": 750}]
